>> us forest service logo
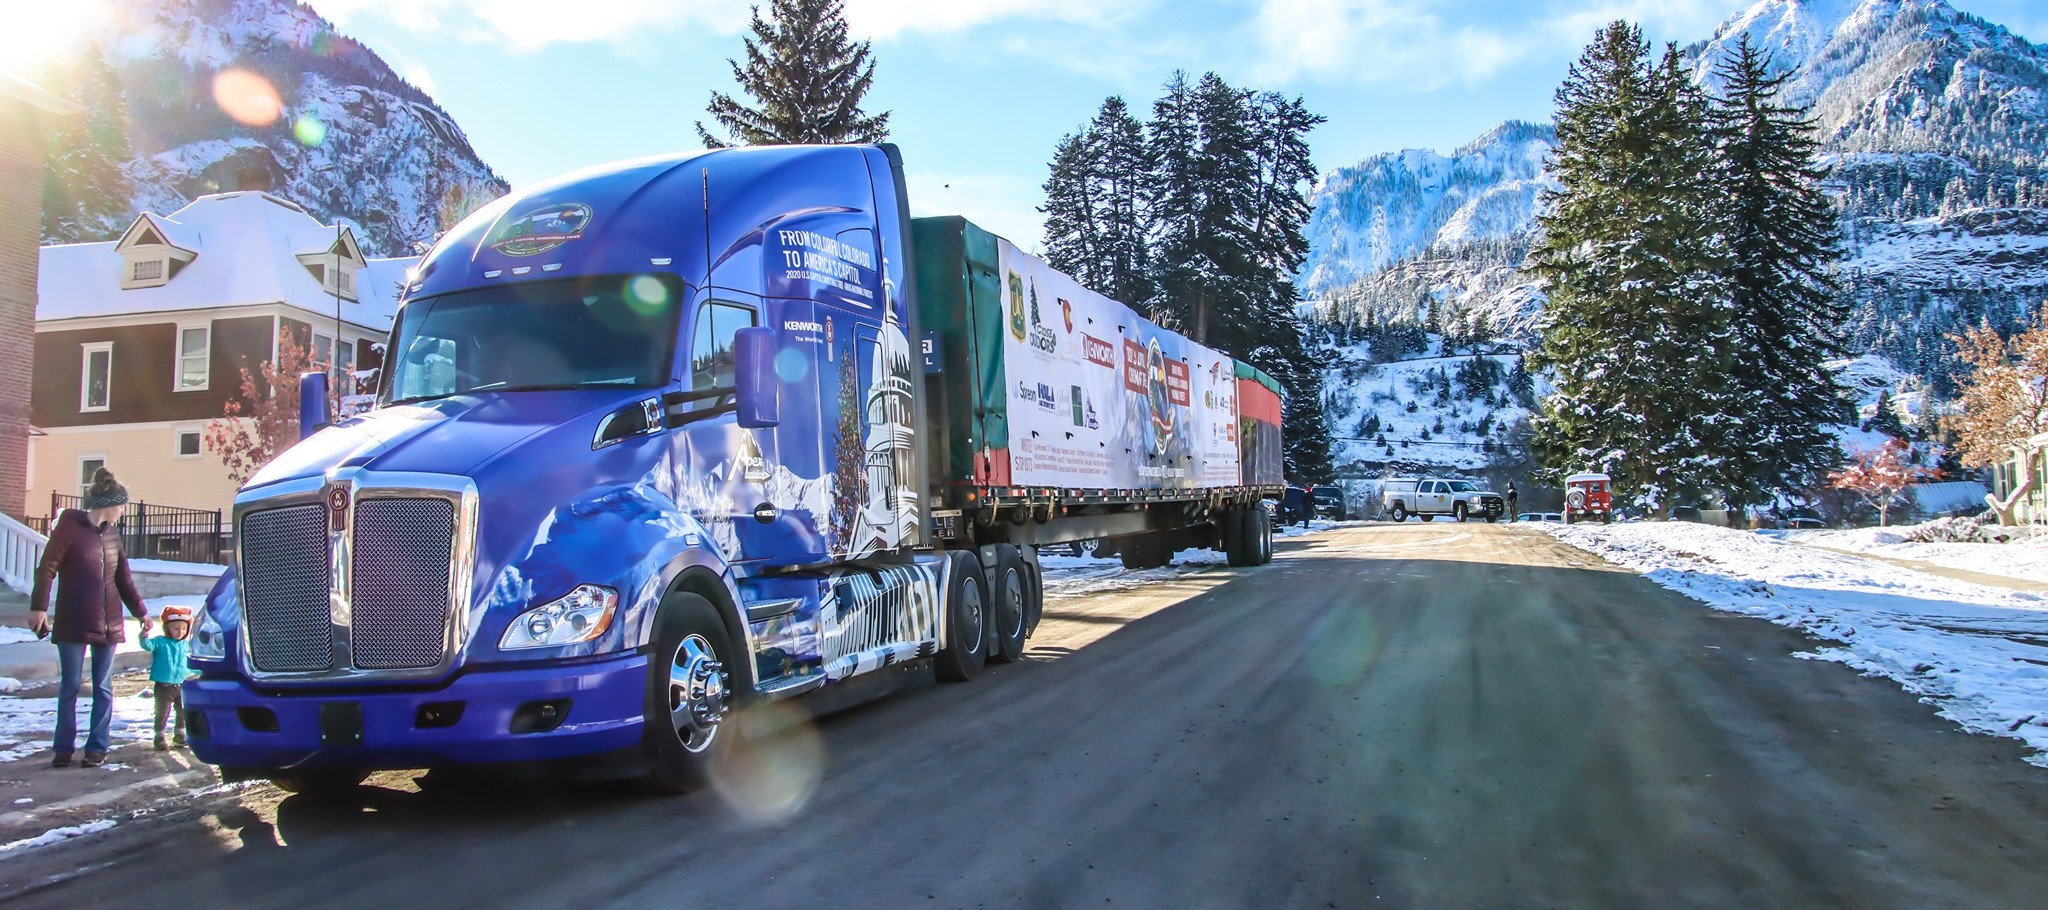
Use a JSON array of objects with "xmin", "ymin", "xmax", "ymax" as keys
[{"xmin": 489, "ymin": 203, "xmax": 593, "ymax": 257}]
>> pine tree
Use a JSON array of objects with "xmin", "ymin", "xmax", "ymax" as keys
[
  {"xmin": 1528, "ymin": 24, "xmax": 1738, "ymax": 512},
  {"xmin": 696, "ymin": 0, "xmax": 888, "ymax": 147},
  {"xmin": 1091, "ymin": 97, "xmax": 1154, "ymax": 307},
  {"xmin": 40, "ymin": 47, "xmax": 134, "ymax": 243},
  {"xmin": 1710, "ymin": 35, "xmax": 1852, "ymax": 502},
  {"xmin": 1041, "ymin": 131, "xmax": 1102, "ymax": 286}
]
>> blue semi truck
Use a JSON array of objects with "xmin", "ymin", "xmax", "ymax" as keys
[{"xmin": 183, "ymin": 145, "xmax": 1286, "ymax": 793}]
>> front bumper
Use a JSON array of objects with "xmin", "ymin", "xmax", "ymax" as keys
[{"xmin": 185, "ymin": 652, "xmax": 648, "ymax": 771}]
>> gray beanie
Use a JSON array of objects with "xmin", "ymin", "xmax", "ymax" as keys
[{"xmin": 83, "ymin": 467, "xmax": 129, "ymax": 510}]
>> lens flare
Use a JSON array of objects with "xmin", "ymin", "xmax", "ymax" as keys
[
  {"xmin": 0, "ymin": 2, "xmax": 103, "ymax": 71},
  {"xmin": 775, "ymin": 347, "xmax": 809, "ymax": 383},
  {"xmin": 708, "ymin": 700, "xmax": 824, "ymax": 824},
  {"xmin": 212, "ymin": 69, "xmax": 282, "ymax": 127},
  {"xmin": 292, "ymin": 115, "xmax": 328, "ymax": 147},
  {"xmin": 625, "ymin": 275, "xmax": 670, "ymax": 314}
]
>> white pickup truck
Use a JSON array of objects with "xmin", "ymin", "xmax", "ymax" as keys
[{"xmin": 1381, "ymin": 477, "xmax": 1506, "ymax": 523}]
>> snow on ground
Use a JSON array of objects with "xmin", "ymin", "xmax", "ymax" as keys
[
  {"xmin": 0, "ymin": 819, "xmax": 116, "ymax": 858},
  {"xmin": 1037, "ymin": 519, "xmax": 1353, "ymax": 598},
  {"xmin": 1546, "ymin": 521, "xmax": 2048, "ymax": 765},
  {"xmin": 127, "ymin": 559, "xmax": 227, "ymax": 578},
  {"xmin": 1789, "ymin": 522, "xmax": 2048, "ymax": 584},
  {"xmin": 0, "ymin": 684, "xmax": 161, "ymax": 763}
]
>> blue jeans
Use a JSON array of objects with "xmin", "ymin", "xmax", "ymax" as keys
[{"xmin": 55, "ymin": 642, "xmax": 117, "ymax": 757}]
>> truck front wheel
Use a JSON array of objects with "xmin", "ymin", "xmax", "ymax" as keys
[
  {"xmin": 637, "ymin": 592, "xmax": 736, "ymax": 794},
  {"xmin": 1454, "ymin": 503, "xmax": 1468, "ymax": 523},
  {"xmin": 934, "ymin": 550, "xmax": 989, "ymax": 683}
]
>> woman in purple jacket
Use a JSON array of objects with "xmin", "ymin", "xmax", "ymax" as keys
[{"xmin": 27, "ymin": 469, "xmax": 153, "ymax": 767}]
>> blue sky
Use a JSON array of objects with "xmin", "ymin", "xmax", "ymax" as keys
[{"xmin": 307, "ymin": 0, "xmax": 2048, "ymax": 250}]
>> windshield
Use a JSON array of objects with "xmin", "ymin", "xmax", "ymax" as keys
[
  {"xmin": 1448, "ymin": 481, "xmax": 1478, "ymax": 493},
  {"xmin": 381, "ymin": 275, "xmax": 683, "ymax": 405}
]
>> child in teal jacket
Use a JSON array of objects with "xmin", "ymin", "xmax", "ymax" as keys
[{"xmin": 138, "ymin": 606, "xmax": 199, "ymax": 749}]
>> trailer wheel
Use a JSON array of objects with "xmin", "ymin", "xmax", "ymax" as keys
[
  {"xmin": 988, "ymin": 545, "xmax": 1028, "ymax": 664},
  {"xmin": 636, "ymin": 592, "xmax": 736, "ymax": 794},
  {"xmin": 935, "ymin": 550, "xmax": 988, "ymax": 682},
  {"xmin": 1390, "ymin": 503, "xmax": 1407, "ymax": 523},
  {"xmin": 272, "ymin": 769, "xmax": 369, "ymax": 799},
  {"xmin": 1221, "ymin": 508, "xmax": 1247, "ymax": 566},
  {"xmin": 1252, "ymin": 507, "xmax": 1274, "ymax": 565}
]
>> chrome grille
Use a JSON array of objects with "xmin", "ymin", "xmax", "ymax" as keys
[
  {"xmin": 349, "ymin": 498, "xmax": 455, "ymax": 670},
  {"xmin": 240, "ymin": 506, "xmax": 334, "ymax": 673}
]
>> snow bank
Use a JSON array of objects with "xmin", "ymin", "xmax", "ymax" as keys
[
  {"xmin": 1793, "ymin": 519, "xmax": 2048, "ymax": 584},
  {"xmin": 1547, "ymin": 521, "xmax": 2048, "ymax": 766}
]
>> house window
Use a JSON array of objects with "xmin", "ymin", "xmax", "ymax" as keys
[
  {"xmin": 80, "ymin": 342, "xmax": 112, "ymax": 412},
  {"xmin": 176, "ymin": 430, "xmax": 202, "ymax": 458},
  {"xmin": 312, "ymin": 332, "xmax": 334, "ymax": 372},
  {"xmin": 336, "ymin": 268, "xmax": 354, "ymax": 295},
  {"xmin": 177, "ymin": 326, "xmax": 210, "ymax": 391},
  {"xmin": 132, "ymin": 259, "xmax": 163, "ymax": 281},
  {"xmin": 336, "ymin": 340, "xmax": 356, "ymax": 392},
  {"xmin": 78, "ymin": 456, "xmax": 106, "ymax": 498}
]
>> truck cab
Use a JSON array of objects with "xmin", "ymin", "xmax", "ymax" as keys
[{"xmin": 183, "ymin": 145, "xmax": 998, "ymax": 793}]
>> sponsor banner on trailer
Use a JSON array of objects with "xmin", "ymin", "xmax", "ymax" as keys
[{"xmin": 994, "ymin": 239, "xmax": 1238, "ymax": 490}]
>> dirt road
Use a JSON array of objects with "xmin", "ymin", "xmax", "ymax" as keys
[{"xmin": 5, "ymin": 524, "xmax": 2046, "ymax": 908}]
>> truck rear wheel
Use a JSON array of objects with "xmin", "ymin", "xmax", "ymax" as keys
[
  {"xmin": 636, "ymin": 593, "xmax": 736, "ymax": 794},
  {"xmin": 934, "ymin": 550, "xmax": 988, "ymax": 682},
  {"xmin": 988, "ymin": 545, "xmax": 1028, "ymax": 664},
  {"xmin": 1390, "ymin": 503, "xmax": 1407, "ymax": 523}
]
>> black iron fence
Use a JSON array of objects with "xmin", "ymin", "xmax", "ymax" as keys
[{"xmin": 49, "ymin": 493, "xmax": 227, "ymax": 566}]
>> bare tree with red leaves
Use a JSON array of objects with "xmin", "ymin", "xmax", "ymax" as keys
[
  {"xmin": 1830, "ymin": 439, "xmax": 1940, "ymax": 527},
  {"xmin": 1947, "ymin": 303, "xmax": 2048, "ymax": 525},
  {"xmin": 204, "ymin": 330, "xmax": 323, "ymax": 487}
]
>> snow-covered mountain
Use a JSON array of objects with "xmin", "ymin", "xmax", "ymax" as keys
[
  {"xmin": 1300, "ymin": 121, "xmax": 1555, "ymax": 299},
  {"xmin": 37, "ymin": 0, "xmax": 507, "ymax": 257},
  {"xmin": 1307, "ymin": 0, "xmax": 2048, "ymax": 368},
  {"xmin": 1306, "ymin": 0, "xmax": 2048, "ymax": 476}
]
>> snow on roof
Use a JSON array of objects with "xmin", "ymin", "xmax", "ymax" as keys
[
  {"xmin": 38, "ymin": 191, "xmax": 415, "ymax": 332},
  {"xmin": 1909, "ymin": 481, "xmax": 1988, "ymax": 516},
  {"xmin": 1565, "ymin": 473, "xmax": 1611, "ymax": 483}
]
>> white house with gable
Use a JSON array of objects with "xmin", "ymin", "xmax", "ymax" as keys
[{"xmin": 29, "ymin": 190, "xmax": 414, "ymax": 523}]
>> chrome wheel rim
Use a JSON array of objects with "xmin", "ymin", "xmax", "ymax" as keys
[{"xmin": 668, "ymin": 633, "xmax": 728, "ymax": 753}]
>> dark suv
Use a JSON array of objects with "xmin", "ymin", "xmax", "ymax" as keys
[{"xmin": 1311, "ymin": 487, "xmax": 1345, "ymax": 519}]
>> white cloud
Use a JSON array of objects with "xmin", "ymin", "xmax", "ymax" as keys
[
  {"xmin": 1244, "ymin": 0, "xmax": 1730, "ymax": 89},
  {"xmin": 309, "ymin": 0, "xmax": 1135, "ymax": 52},
  {"xmin": 1247, "ymin": 0, "xmax": 1527, "ymax": 88}
]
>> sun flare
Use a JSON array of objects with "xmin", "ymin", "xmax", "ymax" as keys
[{"xmin": 0, "ymin": 0, "xmax": 107, "ymax": 75}]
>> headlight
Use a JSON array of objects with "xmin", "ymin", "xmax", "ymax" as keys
[
  {"xmin": 191, "ymin": 606, "xmax": 227, "ymax": 662},
  {"xmin": 500, "ymin": 584, "xmax": 619, "ymax": 650}
]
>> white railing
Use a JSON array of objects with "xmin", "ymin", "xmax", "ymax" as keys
[{"xmin": 1, "ymin": 511, "xmax": 46, "ymax": 595}]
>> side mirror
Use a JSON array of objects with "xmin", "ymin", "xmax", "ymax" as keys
[
  {"xmin": 733, "ymin": 326, "xmax": 779, "ymax": 429},
  {"xmin": 299, "ymin": 371, "xmax": 331, "ymax": 441}
]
